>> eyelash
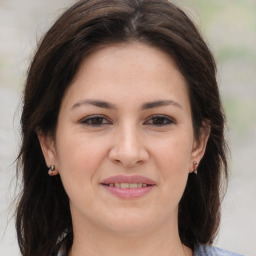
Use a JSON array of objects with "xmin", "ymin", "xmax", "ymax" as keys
[
  {"xmin": 144, "ymin": 115, "xmax": 175, "ymax": 126},
  {"xmin": 80, "ymin": 115, "xmax": 111, "ymax": 126},
  {"xmin": 80, "ymin": 115, "xmax": 175, "ymax": 127}
]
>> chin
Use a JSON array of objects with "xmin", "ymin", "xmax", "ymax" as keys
[{"xmin": 102, "ymin": 210, "xmax": 158, "ymax": 236}]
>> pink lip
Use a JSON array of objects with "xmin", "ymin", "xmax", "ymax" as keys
[
  {"xmin": 100, "ymin": 175, "xmax": 156, "ymax": 199},
  {"xmin": 101, "ymin": 175, "xmax": 156, "ymax": 185}
]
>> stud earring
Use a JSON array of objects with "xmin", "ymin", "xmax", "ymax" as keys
[
  {"xmin": 48, "ymin": 165, "xmax": 57, "ymax": 176},
  {"xmin": 193, "ymin": 161, "xmax": 198, "ymax": 175}
]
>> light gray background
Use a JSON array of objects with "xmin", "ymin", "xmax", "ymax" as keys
[{"xmin": 0, "ymin": 0, "xmax": 255, "ymax": 255}]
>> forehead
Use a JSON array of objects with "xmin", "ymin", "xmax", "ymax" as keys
[
  {"xmin": 62, "ymin": 42, "xmax": 190, "ymax": 110},
  {"xmin": 73, "ymin": 42, "xmax": 184, "ymax": 83}
]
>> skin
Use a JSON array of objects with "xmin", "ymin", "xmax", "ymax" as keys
[{"xmin": 39, "ymin": 42, "xmax": 209, "ymax": 256}]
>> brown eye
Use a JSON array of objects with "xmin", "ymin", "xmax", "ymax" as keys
[
  {"xmin": 81, "ymin": 115, "xmax": 111, "ymax": 126},
  {"xmin": 145, "ymin": 115, "xmax": 174, "ymax": 126}
]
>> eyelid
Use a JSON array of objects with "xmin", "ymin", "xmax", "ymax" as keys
[
  {"xmin": 80, "ymin": 115, "xmax": 112, "ymax": 126},
  {"xmin": 144, "ymin": 114, "xmax": 175, "ymax": 126},
  {"xmin": 79, "ymin": 114, "xmax": 175, "ymax": 127}
]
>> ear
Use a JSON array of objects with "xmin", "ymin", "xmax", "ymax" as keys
[
  {"xmin": 37, "ymin": 131, "xmax": 59, "ymax": 174},
  {"xmin": 189, "ymin": 124, "xmax": 210, "ymax": 173}
]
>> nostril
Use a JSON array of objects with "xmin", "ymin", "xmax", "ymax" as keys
[{"xmin": 108, "ymin": 142, "xmax": 149, "ymax": 167}]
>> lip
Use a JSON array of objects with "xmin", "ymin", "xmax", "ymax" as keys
[
  {"xmin": 101, "ymin": 175, "xmax": 156, "ymax": 185},
  {"xmin": 100, "ymin": 175, "xmax": 156, "ymax": 199}
]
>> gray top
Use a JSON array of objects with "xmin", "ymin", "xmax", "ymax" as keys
[
  {"xmin": 194, "ymin": 244, "xmax": 244, "ymax": 256},
  {"xmin": 58, "ymin": 244, "xmax": 244, "ymax": 256}
]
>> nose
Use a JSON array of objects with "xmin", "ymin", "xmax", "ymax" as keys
[{"xmin": 108, "ymin": 123, "xmax": 149, "ymax": 168}]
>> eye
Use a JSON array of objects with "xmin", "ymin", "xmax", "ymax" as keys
[
  {"xmin": 80, "ymin": 115, "xmax": 111, "ymax": 126},
  {"xmin": 144, "ymin": 115, "xmax": 175, "ymax": 126}
]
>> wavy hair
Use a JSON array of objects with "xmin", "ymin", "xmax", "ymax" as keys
[{"xmin": 16, "ymin": 0, "xmax": 228, "ymax": 255}]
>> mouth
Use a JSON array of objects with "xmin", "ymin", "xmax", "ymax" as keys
[
  {"xmin": 101, "ymin": 183, "xmax": 154, "ymax": 188},
  {"xmin": 100, "ymin": 175, "xmax": 156, "ymax": 199}
]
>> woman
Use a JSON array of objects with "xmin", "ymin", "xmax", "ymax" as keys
[{"xmin": 16, "ymin": 0, "xmax": 243, "ymax": 255}]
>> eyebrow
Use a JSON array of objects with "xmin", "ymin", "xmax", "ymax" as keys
[
  {"xmin": 71, "ymin": 99, "xmax": 182, "ymax": 111},
  {"xmin": 141, "ymin": 100, "xmax": 182, "ymax": 110},
  {"xmin": 71, "ymin": 99, "xmax": 117, "ymax": 110}
]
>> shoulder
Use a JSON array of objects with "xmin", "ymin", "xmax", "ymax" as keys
[{"xmin": 194, "ymin": 244, "xmax": 244, "ymax": 256}]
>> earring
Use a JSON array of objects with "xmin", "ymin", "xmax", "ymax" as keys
[
  {"xmin": 193, "ymin": 161, "xmax": 198, "ymax": 175},
  {"xmin": 48, "ymin": 165, "xmax": 57, "ymax": 176}
]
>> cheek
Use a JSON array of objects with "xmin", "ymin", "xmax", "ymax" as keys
[
  {"xmin": 55, "ymin": 133, "xmax": 107, "ymax": 210},
  {"xmin": 153, "ymin": 132, "xmax": 193, "ymax": 172},
  {"xmin": 151, "ymin": 132, "xmax": 193, "ymax": 201},
  {"xmin": 55, "ymin": 129, "xmax": 106, "ymax": 188}
]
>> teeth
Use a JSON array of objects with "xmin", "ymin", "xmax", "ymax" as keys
[
  {"xmin": 120, "ymin": 183, "xmax": 129, "ymax": 189},
  {"xmin": 108, "ymin": 183, "xmax": 148, "ymax": 188},
  {"xmin": 115, "ymin": 183, "xmax": 120, "ymax": 188},
  {"xmin": 129, "ymin": 183, "xmax": 138, "ymax": 188}
]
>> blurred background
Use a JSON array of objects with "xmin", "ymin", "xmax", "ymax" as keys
[{"xmin": 0, "ymin": 0, "xmax": 255, "ymax": 255}]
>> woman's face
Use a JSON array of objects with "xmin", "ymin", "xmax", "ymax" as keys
[{"xmin": 40, "ymin": 42, "xmax": 208, "ymax": 236}]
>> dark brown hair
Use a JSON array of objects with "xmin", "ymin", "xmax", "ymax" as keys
[{"xmin": 16, "ymin": 0, "xmax": 228, "ymax": 255}]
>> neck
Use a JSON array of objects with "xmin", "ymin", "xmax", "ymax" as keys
[{"xmin": 68, "ymin": 214, "xmax": 193, "ymax": 256}]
